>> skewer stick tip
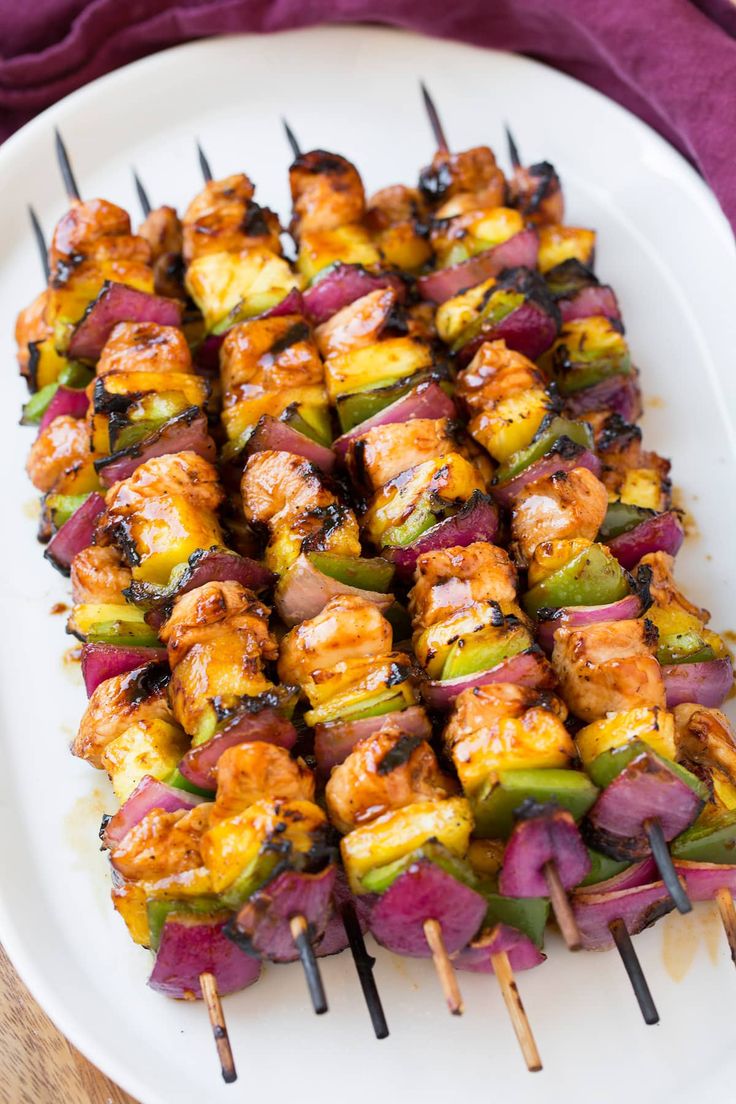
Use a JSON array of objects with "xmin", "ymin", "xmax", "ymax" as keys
[
  {"xmin": 419, "ymin": 81, "xmax": 450, "ymax": 153},
  {"xmin": 54, "ymin": 127, "xmax": 81, "ymax": 201},
  {"xmin": 28, "ymin": 205, "xmax": 50, "ymax": 281},
  {"xmin": 199, "ymin": 972, "xmax": 237, "ymax": 1084},
  {"xmin": 282, "ymin": 118, "xmax": 302, "ymax": 160},
  {"xmin": 645, "ymin": 818, "xmax": 691, "ymax": 915},
  {"xmin": 543, "ymin": 860, "xmax": 582, "ymax": 951},
  {"xmin": 608, "ymin": 919, "xmax": 659, "ymax": 1025},
  {"xmin": 132, "ymin": 169, "xmax": 152, "ymax": 217},
  {"xmin": 491, "ymin": 950, "xmax": 542, "ymax": 1072},
  {"xmin": 423, "ymin": 918, "xmax": 463, "ymax": 1015},
  {"xmin": 715, "ymin": 886, "xmax": 736, "ymax": 967},
  {"xmin": 290, "ymin": 914, "xmax": 328, "ymax": 1015},
  {"xmin": 196, "ymin": 140, "xmax": 213, "ymax": 183},
  {"xmin": 504, "ymin": 124, "xmax": 522, "ymax": 168}
]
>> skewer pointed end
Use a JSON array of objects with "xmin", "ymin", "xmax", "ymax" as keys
[
  {"xmin": 504, "ymin": 124, "xmax": 521, "ymax": 169},
  {"xmin": 54, "ymin": 127, "xmax": 81, "ymax": 201},
  {"xmin": 419, "ymin": 81, "xmax": 449, "ymax": 153},
  {"xmin": 282, "ymin": 118, "xmax": 302, "ymax": 160},
  {"xmin": 132, "ymin": 169, "xmax": 152, "ymax": 217},
  {"xmin": 196, "ymin": 140, "xmax": 213, "ymax": 183},
  {"xmin": 28, "ymin": 205, "xmax": 50, "ymax": 281}
]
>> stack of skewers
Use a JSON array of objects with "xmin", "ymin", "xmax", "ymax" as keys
[{"xmin": 13, "ymin": 91, "xmax": 736, "ymax": 1083}]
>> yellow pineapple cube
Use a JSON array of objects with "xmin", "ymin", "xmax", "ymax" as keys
[
  {"xmin": 576, "ymin": 707, "xmax": 676, "ymax": 770},
  {"xmin": 297, "ymin": 224, "xmax": 381, "ymax": 281},
  {"xmin": 324, "ymin": 336, "xmax": 434, "ymax": 402},
  {"xmin": 537, "ymin": 225, "xmax": 596, "ymax": 273},
  {"xmin": 101, "ymin": 719, "xmax": 189, "ymax": 802},
  {"xmin": 470, "ymin": 386, "xmax": 551, "ymax": 461},
  {"xmin": 186, "ymin": 249, "xmax": 301, "ymax": 331}
]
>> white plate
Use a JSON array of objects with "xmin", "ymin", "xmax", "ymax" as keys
[{"xmin": 0, "ymin": 26, "xmax": 735, "ymax": 1104}]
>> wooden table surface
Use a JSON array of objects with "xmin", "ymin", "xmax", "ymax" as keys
[{"xmin": 0, "ymin": 944, "xmax": 137, "ymax": 1104}]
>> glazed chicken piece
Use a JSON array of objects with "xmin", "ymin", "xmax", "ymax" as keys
[
  {"xmin": 49, "ymin": 198, "xmax": 151, "ymax": 276},
  {"xmin": 288, "ymin": 150, "xmax": 366, "ymax": 236},
  {"xmin": 419, "ymin": 146, "xmax": 506, "ymax": 208},
  {"xmin": 346, "ymin": 418, "xmax": 476, "ymax": 493},
  {"xmin": 73, "ymin": 662, "xmax": 171, "ymax": 767},
  {"xmin": 211, "ymin": 743, "xmax": 315, "ymax": 828},
  {"xmin": 456, "ymin": 340, "xmax": 545, "ymax": 414},
  {"xmin": 182, "ymin": 174, "xmax": 282, "ymax": 263},
  {"xmin": 110, "ymin": 805, "xmax": 211, "ymax": 881},
  {"xmin": 159, "ymin": 582, "xmax": 277, "ymax": 736},
  {"xmin": 104, "ymin": 451, "xmax": 224, "ymax": 516},
  {"xmin": 25, "ymin": 415, "xmax": 95, "ymax": 493},
  {"xmin": 674, "ymin": 705, "xmax": 736, "ymax": 794},
  {"xmin": 138, "ymin": 205, "xmax": 182, "ymax": 261},
  {"xmin": 552, "ymin": 618, "xmax": 666, "ymax": 722},
  {"xmin": 278, "ymin": 594, "xmax": 393, "ymax": 688},
  {"xmin": 511, "ymin": 467, "xmax": 609, "ymax": 565},
  {"xmin": 96, "ymin": 321, "xmax": 192, "ymax": 377},
  {"xmin": 639, "ymin": 551, "xmax": 710, "ymax": 622},
  {"xmin": 70, "ymin": 544, "xmax": 133, "ymax": 604},
  {"xmin": 326, "ymin": 724, "xmax": 454, "ymax": 833},
  {"xmin": 314, "ymin": 287, "xmax": 402, "ymax": 359},
  {"xmin": 364, "ymin": 184, "xmax": 432, "ymax": 270},
  {"xmin": 221, "ymin": 314, "xmax": 325, "ymax": 398},
  {"xmin": 507, "ymin": 159, "xmax": 564, "ymax": 226},
  {"xmin": 15, "ymin": 291, "xmax": 50, "ymax": 377},
  {"xmin": 409, "ymin": 541, "xmax": 519, "ymax": 629}
]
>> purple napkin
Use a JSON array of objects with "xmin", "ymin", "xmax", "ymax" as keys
[{"xmin": 1, "ymin": 0, "xmax": 734, "ymax": 229}]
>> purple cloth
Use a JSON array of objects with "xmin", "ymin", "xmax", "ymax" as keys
[{"xmin": 1, "ymin": 1, "xmax": 735, "ymax": 229}]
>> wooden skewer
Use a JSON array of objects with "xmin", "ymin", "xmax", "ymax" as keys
[
  {"xmin": 543, "ymin": 860, "xmax": 582, "ymax": 951},
  {"xmin": 490, "ymin": 950, "xmax": 543, "ymax": 1073},
  {"xmin": 715, "ymin": 887, "xmax": 736, "ymax": 967},
  {"xmin": 290, "ymin": 914, "xmax": 328, "ymax": 1014},
  {"xmin": 28, "ymin": 206, "xmax": 50, "ymax": 281},
  {"xmin": 196, "ymin": 140, "xmax": 213, "ymax": 183},
  {"xmin": 419, "ymin": 82, "xmax": 449, "ymax": 153},
  {"xmin": 340, "ymin": 901, "xmax": 389, "ymax": 1039},
  {"xmin": 199, "ymin": 971, "xmax": 237, "ymax": 1084},
  {"xmin": 423, "ymin": 917, "xmax": 463, "ymax": 1015},
  {"xmin": 608, "ymin": 918, "xmax": 659, "ymax": 1025},
  {"xmin": 54, "ymin": 128, "xmax": 81, "ymax": 201},
  {"xmin": 282, "ymin": 118, "xmax": 302, "ymax": 160},
  {"xmin": 132, "ymin": 170, "xmax": 152, "ymax": 217},
  {"xmin": 504, "ymin": 124, "xmax": 522, "ymax": 169},
  {"xmin": 645, "ymin": 818, "xmax": 692, "ymax": 914}
]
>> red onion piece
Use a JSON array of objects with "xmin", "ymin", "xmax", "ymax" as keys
[
  {"xmin": 606, "ymin": 511, "xmax": 684, "ymax": 570},
  {"xmin": 422, "ymin": 648, "xmax": 556, "ymax": 711},
  {"xmin": 452, "ymin": 923, "xmax": 546, "ymax": 973},
  {"xmin": 68, "ymin": 282, "xmax": 183, "ymax": 362},
  {"xmin": 179, "ymin": 706, "xmax": 297, "ymax": 791},
  {"xmin": 674, "ymin": 860, "xmax": 736, "ymax": 901},
  {"xmin": 456, "ymin": 299, "xmax": 559, "ymax": 366},
  {"xmin": 565, "ymin": 374, "xmax": 641, "ymax": 422},
  {"xmin": 663, "ymin": 658, "xmax": 733, "ymax": 708},
  {"xmin": 333, "ymin": 381, "xmax": 456, "ymax": 460},
  {"xmin": 575, "ymin": 858, "xmax": 658, "ymax": 896},
  {"xmin": 230, "ymin": 866, "xmax": 336, "ymax": 963},
  {"xmin": 148, "ymin": 913, "xmax": 262, "ymax": 999},
  {"xmin": 536, "ymin": 595, "xmax": 643, "ymax": 654},
  {"xmin": 194, "ymin": 288, "xmax": 306, "ymax": 374},
  {"xmin": 314, "ymin": 705, "xmax": 432, "ymax": 777},
  {"xmin": 492, "ymin": 447, "xmax": 601, "ymax": 507},
  {"xmin": 418, "ymin": 230, "xmax": 539, "ymax": 305},
  {"xmin": 385, "ymin": 492, "xmax": 499, "ymax": 581},
  {"xmin": 559, "ymin": 285, "xmax": 621, "ymax": 323},
  {"xmin": 274, "ymin": 554, "xmax": 392, "ymax": 628},
  {"xmin": 97, "ymin": 409, "xmax": 216, "ymax": 487},
  {"xmin": 370, "ymin": 860, "xmax": 487, "ymax": 957},
  {"xmin": 246, "ymin": 415, "xmax": 335, "ymax": 472},
  {"xmin": 585, "ymin": 750, "xmax": 704, "ymax": 861},
  {"xmin": 81, "ymin": 642, "xmax": 168, "ymax": 697},
  {"xmin": 571, "ymin": 881, "xmax": 674, "ymax": 950},
  {"xmin": 103, "ymin": 774, "xmax": 203, "ymax": 850},
  {"xmin": 38, "ymin": 386, "xmax": 89, "ymax": 432},
  {"xmin": 44, "ymin": 492, "xmax": 106, "ymax": 575},
  {"xmin": 315, "ymin": 869, "xmax": 373, "ymax": 958},
  {"xmin": 499, "ymin": 808, "xmax": 591, "ymax": 897},
  {"xmin": 303, "ymin": 265, "xmax": 405, "ymax": 326}
]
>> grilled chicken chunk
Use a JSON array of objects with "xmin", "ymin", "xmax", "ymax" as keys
[
  {"xmin": 288, "ymin": 150, "xmax": 366, "ymax": 236},
  {"xmin": 104, "ymin": 451, "xmax": 223, "ymax": 515},
  {"xmin": 25, "ymin": 415, "xmax": 94, "ymax": 493},
  {"xmin": 314, "ymin": 287, "xmax": 401, "ymax": 359},
  {"xmin": 552, "ymin": 618, "xmax": 666, "ymax": 722},
  {"xmin": 221, "ymin": 314, "xmax": 325, "ymax": 398},
  {"xmin": 674, "ymin": 705, "xmax": 736, "ymax": 797},
  {"xmin": 457, "ymin": 340, "xmax": 544, "ymax": 414},
  {"xmin": 507, "ymin": 160, "xmax": 564, "ymax": 226},
  {"xmin": 347, "ymin": 418, "xmax": 477, "ymax": 493},
  {"xmin": 326, "ymin": 725, "xmax": 454, "ymax": 833},
  {"xmin": 211, "ymin": 743, "xmax": 315, "ymax": 827},
  {"xmin": 96, "ymin": 321, "xmax": 192, "ymax": 377},
  {"xmin": 50, "ymin": 198, "xmax": 151, "ymax": 276},
  {"xmin": 73, "ymin": 663, "xmax": 171, "ymax": 767},
  {"xmin": 15, "ymin": 291, "xmax": 50, "ymax": 376},
  {"xmin": 138, "ymin": 205, "xmax": 182, "ymax": 260},
  {"xmin": 70, "ymin": 545, "xmax": 133, "ymax": 604},
  {"xmin": 409, "ymin": 541, "xmax": 519, "ymax": 629},
  {"xmin": 182, "ymin": 174, "xmax": 281, "ymax": 262},
  {"xmin": 159, "ymin": 582, "xmax": 277, "ymax": 736},
  {"xmin": 110, "ymin": 805, "xmax": 211, "ymax": 881},
  {"xmin": 278, "ymin": 594, "xmax": 393, "ymax": 688},
  {"xmin": 511, "ymin": 467, "xmax": 609, "ymax": 565},
  {"xmin": 419, "ymin": 146, "xmax": 506, "ymax": 208},
  {"xmin": 364, "ymin": 185, "xmax": 432, "ymax": 270},
  {"xmin": 639, "ymin": 551, "xmax": 710, "ymax": 623}
]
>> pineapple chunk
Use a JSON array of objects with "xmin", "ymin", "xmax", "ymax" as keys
[
  {"xmin": 414, "ymin": 605, "xmax": 532, "ymax": 680},
  {"xmin": 53, "ymin": 458, "xmax": 103, "ymax": 496},
  {"xmin": 111, "ymin": 881, "xmax": 150, "ymax": 946},
  {"xmin": 222, "ymin": 384, "xmax": 328, "ymax": 443},
  {"xmin": 341, "ymin": 797, "xmax": 474, "ymax": 894},
  {"xmin": 324, "ymin": 336, "xmax": 434, "ymax": 402},
  {"xmin": 527, "ymin": 539, "xmax": 593, "ymax": 587},
  {"xmin": 436, "ymin": 278, "xmax": 495, "ymax": 345},
  {"xmin": 434, "ymin": 206, "xmax": 524, "ymax": 266},
  {"xmin": 619, "ymin": 469, "xmax": 666, "ymax": 511},
  {"xmin": 185, "ymin": 248, "xmax": 301, "ymax": 331},
  {"xmin": 101, "ymin": 719, "xmax": 188, "ymax": 802},
  {"xmin": 303, "ymin": 660, "xmax": 418, "ymax": 726},
  {"xmin": 576, "ymin": 707, "xmax": 676, "ymax": 770},
  {"xmin": 470, "ymin": 387, "xmax": 551, "ymax": 462},
  {"xmin": 537, "ymin": 225, "xmax": 596, "ymax": 273},
  {"xmin": 28, "ymin": 337, "xmax": 68, "ymax": 390},
  {"xmin": 127, "ymin": 496, "xmax": 223, "ymax": 583},
  {"xmin": 297, "ymin": 224, "xmax": 381, "ymax": 281},
  {"xmin": 265, "ymin": 507, "xmax": 361, "ymax": 577},
  {"xmin": 67, "ymin": 603, "xmax": 147, "ymax": 637},
  {"xmin": 201, "ymin": 798, "xmax": 326, "ymax": 893},
  {"xmin": 301, "ymin": 653, "xmax": 412, "ymax": 710},
  {"xmin": 374, "ymin": 224, "xmax": 431, "ymax": 272},
  {"xmin": 101, "ymin": 371, "xmax": 208, "ymax": 411}
]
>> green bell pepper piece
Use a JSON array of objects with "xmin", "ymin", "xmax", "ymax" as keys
[
  {"xmin": 479, "ymin": 890, "xmax": 550, "ymax": 947},
  {"xmin": 85, "ymin": 620, "xmax": 161, "ymax": 648},
  {"xmin": 549, "ymin": 319, "xmax": 631, "ymax": 395},
  {"xmin": 588, "ymin": 741, "xmax": 709, "ymax": 801},
  {"xmin": 672, "ymin": 810, "xmax": 736, "ymax": 865},
  {"xmin": 380, "ymin": 502, "xmax": 442, "ymax": 549},
  {"xmin": 656, "ymin": 631, "xmax": 716, "ymax": 666},
  {"xmin": 360, "ymin": 841, "xmax": 478, "ymax": 894},
  {"xmin": 58, "ymin": 362, "xmax": 94, "ymax": 389},
  {"xmin": 579, "ymin": 849, "xmax": 630, "ymax": 887},
  {"xmin": 440, "ymin": 622, "xmax": 531, "ymax": 681},
  {"xmin": 598, "ymin": 501, "xmax": 656, "ymax": 541},
  {"xmin": 336, "ymin": 370, "xmax": 446, "ymax": 433},
  {"xmin": 328, "ymin": 687, "xmax": 413, "ymax": 725},
  {"xmin": 164, "ymin": 767, "xmax": 214, "ymax": 798},
  {"xmin": 495, "ymin": 416, "xmax": 594, "ymax": 485},
  {"xmin": 147, "ymin": 897, "xmax": 221, "ymax": 952},
  {"xmin": 219, "ymin": 851, "xmax": 284, "ymax": 910},
  {"xmin": 470, "ymin": 768, "xmax": 599, "ymax": 839},
  {"xmin": 307, "ymin": 552, "xmax": 395, "ymax": 593},
  {"xmin": 523, "ymin": 542, "xmax": 630, "ymax": 617},
  {"xmin": 45, "ymin": 492, "xmax": 89, "ymax": 530},
  {"xmin": 449, "ymin": 289, "xmax": 525, "ymax": 357},
  {"xmin": 282, "ymin": 404, "xmax": 333, "ymax": 447},
  {"xmin": 21, "ymin": 382, "xmax": 59, "ymax": 425}
]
